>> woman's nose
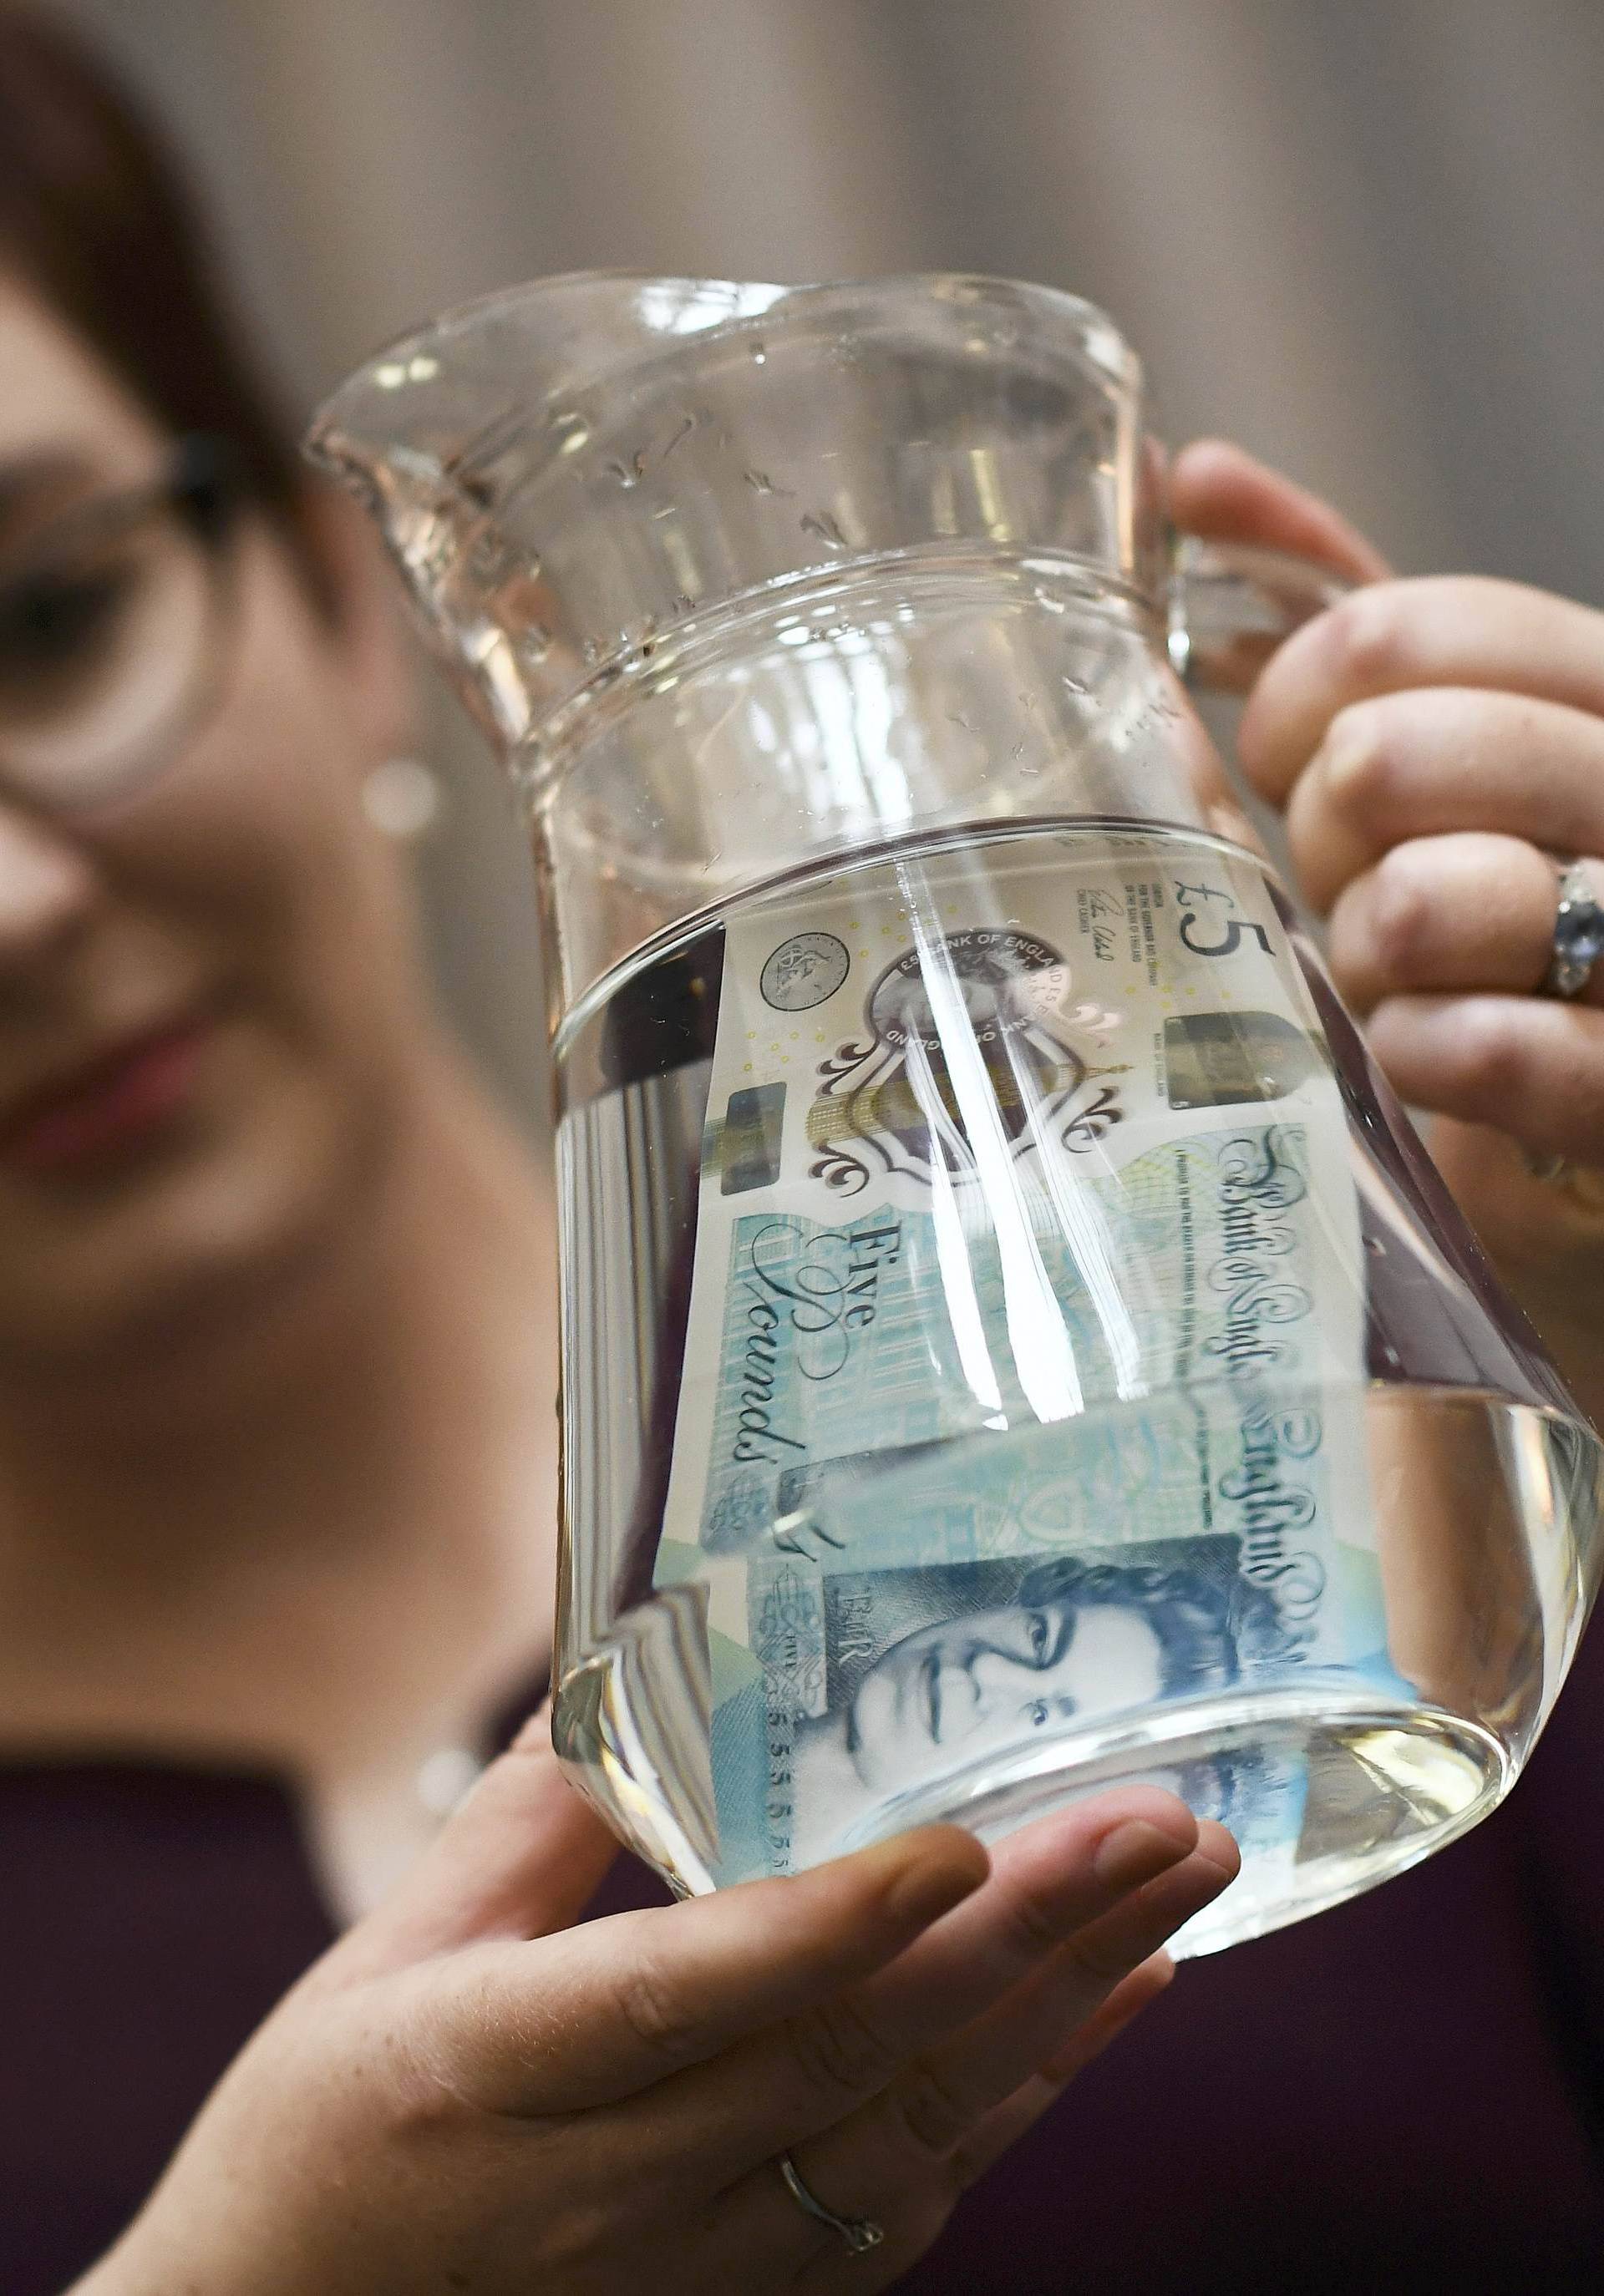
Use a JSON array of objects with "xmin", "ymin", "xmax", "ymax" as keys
[
  {"xmin": 967, "ymin": 1648, "xmax": 1031, "ymax": 1705},
  {"xmin": 0, "ymin": 801, "xmax": 98, "ymax": 971}
]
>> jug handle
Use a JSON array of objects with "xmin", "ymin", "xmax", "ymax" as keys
[{"xmin": 1166, "ymin": 532, "xmax": 1354, "ymax": 694}]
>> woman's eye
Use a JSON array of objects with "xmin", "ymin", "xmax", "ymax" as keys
[
  {"xmin": 1027, "ymin": 1609, "xmax": 1051, "ymax": 1662},
  {"xmin": 1026, "ymin": 1699, "xmax": 1050, "ymax": 1727},
  {"xmin": 0, "ymin": 564, "xmax": 134, "ymax": 687}
]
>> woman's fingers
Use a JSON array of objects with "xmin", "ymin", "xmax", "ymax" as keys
[
  {"xmin": 1322, "ymin": 824, "xmax": 1604, "ymax": 1149},
  {"xmin": 1282, "ymin": 690, "xmax": 1604, "ymax": 915},
  {"xmin": 322, "ymin": 1711, "xmax": 623, "ymax": 1980},
  {"xmin": 1365, "ymin": 992, "xmax": 1604, "ymax": 1160},
  {"xmin": 1165, "ymin": 441, "xmax": 1387, "ymax": 698},
  {"xmin": 728, "ymin": 1833, "xmax": 1232, "ymax": 2286},
  {"xmin": 1326, "ymin": 834, "xmax": 1580, "ymax": 1014},
  {"xmin": 840, "ymin": 1785, "xmax": 1198, "ymax": 2035},
  {"xmin": 1030, "ymin": 1946, "xmax": 1177, "ymax": 2086},
  {"xmin": 622, "ymin": 1790, "xmax": 1220, "ymax": 2188},
  {"xmin": 1169, "ymin": 439, "xmax": 1393, "ymax": 585},
  {"xmin": 936, "ymin": 1951, "xmax": 1178, "ymax": 2192},
  {"xmin": 427, "ymin": 1823, "xmax": 987, "ymax": 2116},
  {"xmin": 1239, "ymin": 577, "xmax": 1604, "ymax": 806},
  {"xmin": 773, "ymin": 2064, "xmax": 1085, "ymax": 2293},
  {"xmin": 782, "ymin": 1966, "xmax": 1171, "ymax": 2289},
  {"xmin": 820, "ymin": 1821, "xmax": 1236, "ymax": 2165}
]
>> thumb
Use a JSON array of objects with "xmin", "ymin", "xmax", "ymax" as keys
[
  {"xmin": 1170, "ymin": 438, "xmax": 1393, "ymax": 585},
  {"xmin": 324, "ymin": 1709, "xmax": 623, "ymax": 1983}
]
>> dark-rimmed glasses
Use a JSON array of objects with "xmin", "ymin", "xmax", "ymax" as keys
[{"xmin": 0, "ymin": 434, "xmax": 241, "ymax": 811}]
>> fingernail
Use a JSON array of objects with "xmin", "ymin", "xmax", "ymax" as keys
[
  {"xmin": 1092, "ymin": 1819, "xmax": 1193, "ymax": 1893},
  {"xmin": 1192, "ymin": 1820, "xmax": 1242, "ymax": 1887},
  {"xmin": 1153, "ymin": 1843, "xmax": 1240, "ymax": 1931}
]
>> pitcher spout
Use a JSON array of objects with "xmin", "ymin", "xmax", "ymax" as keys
[{"xmin": 305, "ymin": 274, "xmax": 794, "ymax": 748}]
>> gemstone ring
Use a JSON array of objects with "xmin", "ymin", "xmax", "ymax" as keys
[{"xmin": 1542, "ymin": 860, "xmax": 1604, "ymax": 1000}]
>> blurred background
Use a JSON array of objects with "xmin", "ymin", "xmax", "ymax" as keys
[{"xmin": 47, "ymin": 0, "xmax": 1604, "ymax": 1138}]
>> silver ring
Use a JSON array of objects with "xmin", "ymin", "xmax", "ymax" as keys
[
  {"xmin": 1543, "ymin": 860, "xmax": 1604, "ymax": 998},
  {"xmin": 778, "ymin": 2151, "xmax": 886, "ymax": 2257}
]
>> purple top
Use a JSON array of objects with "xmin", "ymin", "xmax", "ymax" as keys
[{"xmin": 5, "ymin": 1629, "xmax": 1604, "ymax": 2295}]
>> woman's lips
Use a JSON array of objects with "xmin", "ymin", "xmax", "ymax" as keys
[{"xmin": 2, "ymin": 1013, "xmax": 214, "ymax": 1176}]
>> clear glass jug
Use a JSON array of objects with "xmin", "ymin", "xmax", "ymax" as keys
[{"xmin": 310, "ymin": 274, "xmax": 1601, "ymax": 1954}]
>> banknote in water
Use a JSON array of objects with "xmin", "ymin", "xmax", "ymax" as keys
[
  {"xmin": 685, "ymin": 1120, "xmax": 1354, "ymax": 1555},
  {"xmin": 650, "ymin": 831, "xmax": 1377, "ymax": 1877},
  {"xmin": 703, "ymin": 1522, "xmax": 1329, "ymax": 1878},
  {"xmin": 652, "ymin": 1118, "xmax": 1386, "ymax": 1874}
]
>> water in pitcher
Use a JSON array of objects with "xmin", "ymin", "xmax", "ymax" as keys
[
  {"xmin": 552, "ymin": 817, "xmax": 1601, "ymax": 1956},
  {"xmin": 308, "ymin": 271, "xmax": 1604, "ymax": 1952}
]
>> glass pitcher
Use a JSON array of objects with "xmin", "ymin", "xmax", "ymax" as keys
[{"xmin": 310, "ymin": 273, "xmax": 1601, "ymax": 1955}]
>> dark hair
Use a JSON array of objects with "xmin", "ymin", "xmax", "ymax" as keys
[
  {"xmin": 1014, "ymin": 1553, "xmax": 1296, "ymax": 1691},
  {"xmin": 0, "ymin": 8, "xmax": 327, "ymax": 599}
]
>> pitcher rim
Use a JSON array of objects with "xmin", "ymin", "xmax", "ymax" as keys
[{"xmin": 307, "ymin": 269, "xmax": 1141, "ymax": 444}]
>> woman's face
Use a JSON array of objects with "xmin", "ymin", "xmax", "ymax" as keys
[
  {"xmin": 0, "ymin": 275, "xmax": 420, "ymax": 1377},
  {"xmin": 844, "ymin": 1597, "xmax": 1166, "ymax": 1792}
]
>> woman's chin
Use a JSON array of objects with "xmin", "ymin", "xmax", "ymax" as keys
[
  {"xmin": 789, "ymin": 1723, "xmax": 884, "ymax": 1870},
  {"xmin": 0, "ymin": 1087, "xmax": 388, "ymax": 1381}
]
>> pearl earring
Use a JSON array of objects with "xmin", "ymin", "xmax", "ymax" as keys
[{"xmin": 363, "ymin": 756, "xmax": 443, "ymax": 842}]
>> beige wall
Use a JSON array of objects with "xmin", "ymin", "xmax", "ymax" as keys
[{"xmin": 48, "ymin": 0, "xmax": 1604, "ymax": 1135}]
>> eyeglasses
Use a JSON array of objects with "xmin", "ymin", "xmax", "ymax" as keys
[{"xmin": 0, "ymin": 434, "xmax": 241, "ymax": 811}]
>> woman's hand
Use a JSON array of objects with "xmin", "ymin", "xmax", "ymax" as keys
[
  {"xmin": 80, "ymin": 1718, "xmax": 1235, "ymax": 2295},
  {"xmin": 1172, "ymin": 439, "xmax": 1604, "ymax": 1400}
]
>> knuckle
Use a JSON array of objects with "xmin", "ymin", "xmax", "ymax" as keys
[
  {"xmin": 520, "ymin": 2181, "xmax": 618, "ymax": 2277},
  {"xmin": 890, "ymin": 2060, "xmax": 978, "ymax": 2161},
  {"xmin": 390, "ymin": 1968, "xmax": 505, "ymax": 2124},
  {"xmin": 1447, "ymin": 1004, "xmax": 1528, "ymax": 1106},
  {"xmin": 991, "ymin": 1873, "xmax": 1070, "ymax": 1964},
  {"xmin": 1322, "ymin": 588, "xmax": 1413, "ymax": 696},
  {"xmin": 1363, "ymin": 851, "xmax": 1437, "ymax": 981},
  {"xmin": 1314, "ymin": 704, "xmax": 1395, "ymax": 819},
  {"xmin": 1064, "ymin": 1922, "xmax": 1144, "ymax": 1989},
  {"xmin": 611, "ymin": 1952, "xmax": 704, "ymax": 2070},
  {"xmin": 786, "ymin": 1993, "xmax": 896, "ymax": 2103}
]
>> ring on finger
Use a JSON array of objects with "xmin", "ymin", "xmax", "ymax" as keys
[
  {"xmin": 778, "ymin": 2150, "xmax": 886, "ymax": 2257},
  {"xmin": 1541, "ymin": 859, "xmax": 1604, "ymax": 1000}
]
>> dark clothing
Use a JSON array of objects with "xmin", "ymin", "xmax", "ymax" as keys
[{"xmin": 6, "ymin": 1630, "xmax": 1604, "ymax": 2295}]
